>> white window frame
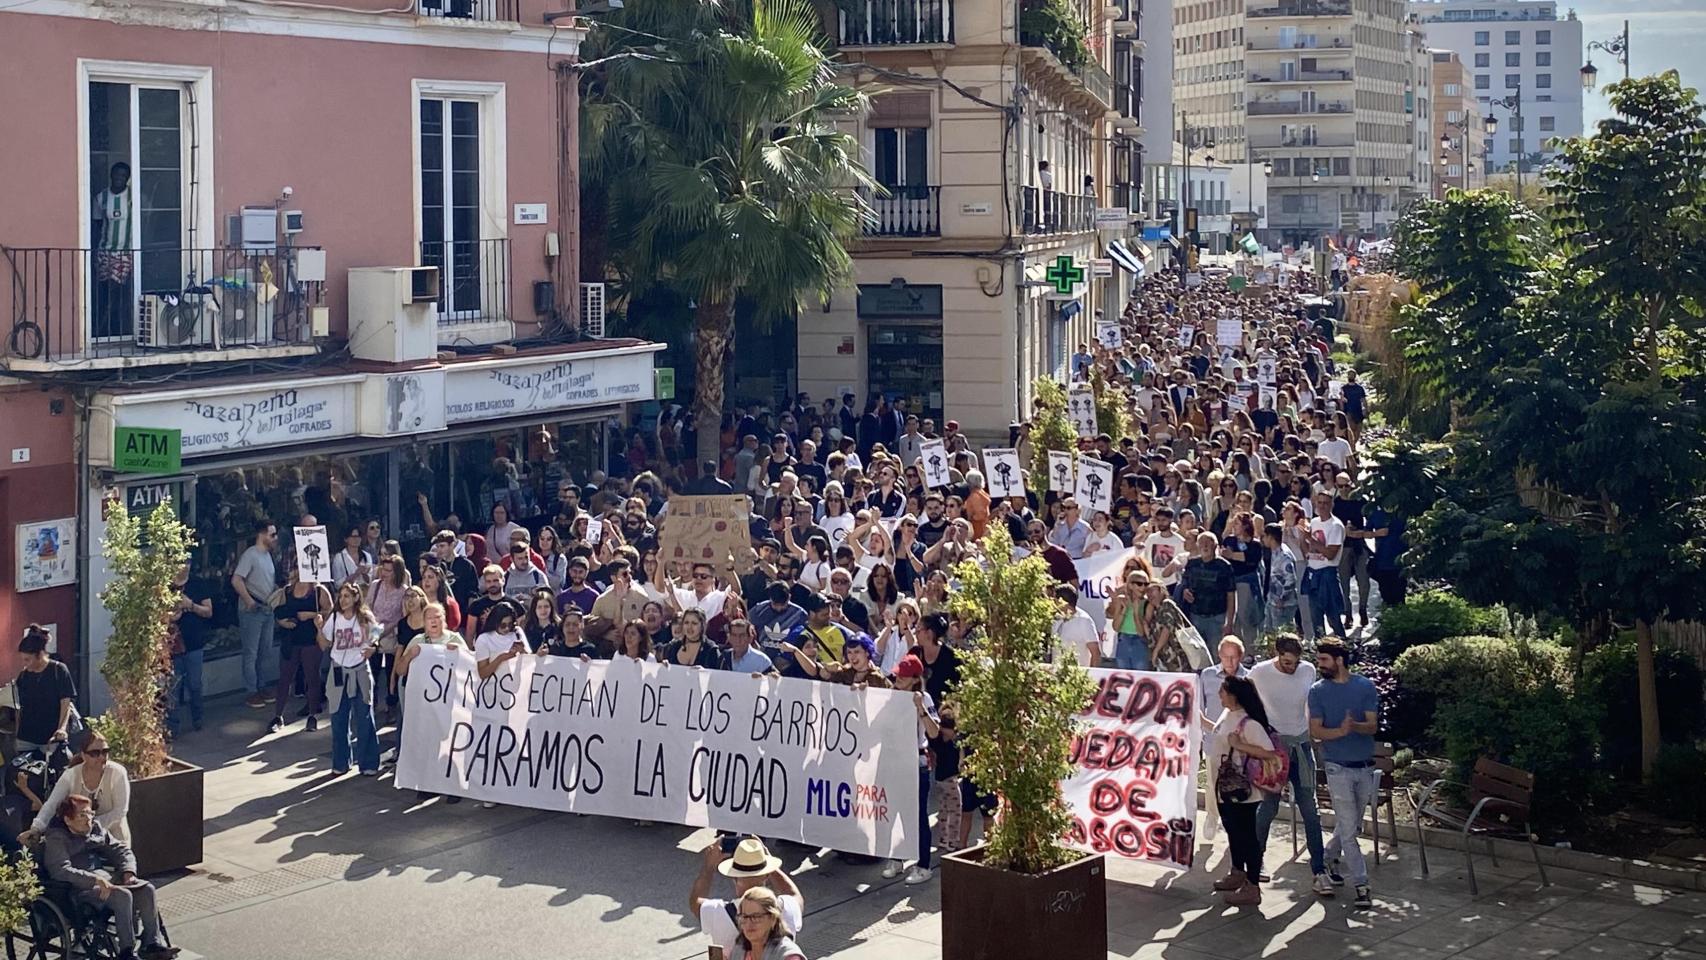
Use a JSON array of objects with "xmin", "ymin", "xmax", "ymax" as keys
[
  {"xmin": 410, "ymin": 79, "xmax": 509, "ymax": 324},
  {"xmin": 76, "ymin": 60, "xmax": 216, "ymax": 344}
]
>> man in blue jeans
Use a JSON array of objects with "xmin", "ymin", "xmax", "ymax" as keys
[
  {"xmin": 1251, "ymin": 634, "xmax": 1328, "ymax": 894},
  {"xmin": 230, "ymin": 520, "xmax": 279, "ymax": 708},
  {"xmin": 1308, "ymin": 636, "xmax": 1381, "ymax": 909},
  {"xmin": 168, "ymin": 564, "xmax": 212, "ymax": 734}
]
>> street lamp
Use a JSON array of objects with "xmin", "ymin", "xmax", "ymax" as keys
[
  {"xmin": 1486, "ymin": 81, "xmax": 1523, "ymax": 202},
  {"xmin": 1583, "ymin": 20, "xmax": 1630, "ymax": 90}
]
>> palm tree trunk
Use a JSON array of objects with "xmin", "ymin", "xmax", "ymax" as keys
[
  {"xmin": 694, "ymin": 297, "xmax": 733, "ymax": 466},
  {"xmin": 1635, "ymin": 618, "xmax": 1662, "ymax": 780}
]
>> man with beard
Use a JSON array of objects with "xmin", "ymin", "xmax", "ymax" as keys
[{"xmin": 1308, "ymin": 637, "xmax": 1380, "ymax": 910}]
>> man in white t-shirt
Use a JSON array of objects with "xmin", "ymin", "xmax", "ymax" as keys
[
  {"xmin": 690, "ymin": 837, "xmax": 805, "ymax": 959},
  {"xmin": 1302, "ymin": 492, "xmax": 1346, "ymax": 638},
  {"xmin": 672, "ymin": 562, "xmax": 729, "ymax": 620},
  {"xmin": 1141, "ymin": 507, "xmax": 1189, "ymax": 586},
  {"xmin": 1052, "ymin": 584, "xmax": 1102, "ymax": 666},
  {"xmin": 1250, "ymin": 634, "xmax": 1330, "ymax": 894},
  {"xmin": 1317, "ymin": 421, "xmax": 1353, "ymax": 471}
]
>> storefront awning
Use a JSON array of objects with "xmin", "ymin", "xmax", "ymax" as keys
[{"xmin": 1106, "ymin": 240, "xmax": 1143, "ymax": 275}]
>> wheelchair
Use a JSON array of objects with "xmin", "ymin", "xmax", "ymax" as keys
[{"xmin": 4, "ymin": 870, "xmax": 173, "ymax": 960}]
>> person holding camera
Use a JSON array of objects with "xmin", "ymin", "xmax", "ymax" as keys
[{"xmin": 688, "ymin": 837, "xmax": 804, "ymax": 960}]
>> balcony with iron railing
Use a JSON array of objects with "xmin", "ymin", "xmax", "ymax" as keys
[
  {"xmin": 1247, "ymin": 99, "xmax": 1352, "ymax": 115},
  {"xmin": 416, "ymin": 0, "xmax": 518, "ymax": 22},
  {"xmin": 860, "ymin": 185, "xmax": 942, "ymax": 237},
  {"xmin": 1249, "ymin": 68, "xmax": 1352, "ymax": 83},
  {"xmin": 1246, "ymin": 0, "xmax": 1351, "ymax": 17},
  {"xmin": 1020, "ymin": 14, "xmax": 1115, "ymax": 110},
  {"xmin": 1021, "ymin": 187, "xmax": 1095, "ymax": 235},
  {"xmin": 838, "ymin": 0, "xmax": 954, "ymax": 46},
  {"xmin": 1, "ymin": 245, "xmax": 326, "ymax": 367},
  {"xmin": 1243, "ymin": 35, "xmax": 1350, "ymax": 52},
  {"xmin": 1248, "ymin": 132, "xmax": 1356, "ymax": 148},
  {"xmin": 419, "ymin": 238, "xmax": 511, "ymax": 327}
]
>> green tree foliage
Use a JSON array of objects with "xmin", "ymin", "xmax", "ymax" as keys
[
  {"xmin": 1382, "ymin": 75, "xmax": 1706, "ymax": 779},
  {"xmin": 949, "ymin": 525, "xmax": 1097, "ymax": 873},
  {"xmin": 99, "ymin": 501, "xmax": 194, "ymax": 778},
  {"xmin": 1028, "ymin": 378, "xmax": 1078, "ymax": 490},
  {"xmin": 1019, "ymin": 0, "xmax": 1091, "ymax": 69},
  {"xmin": 0, "ymin": 852, "xmax": 40, "ymax": 934},
  {"xmin": 581, "ymin": 0, "xmax": 875, "ymax": 463},
  {"xmin": 1088, "ymin": 366, "xmax": 1133, "ymax": 444}
]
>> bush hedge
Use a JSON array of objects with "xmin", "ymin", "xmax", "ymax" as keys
[
  {"xmin": 1647, "ymin": 745, "xmax": 1706, "ymax": 825},
  {"xmin": 1579, "ymin": 640, "xmax": 1706, "ymax": 779},
  {"xmin": 1432, "ymin": 683, "xmax": 1607, "ymax": 832},
  {"xmin": 1376, "ymin": 589, "xmax": 1509, "ymax": 659},
  {"xmin": 1394, "ymin": 635, "xmax": 1569, "ymax": 699}
]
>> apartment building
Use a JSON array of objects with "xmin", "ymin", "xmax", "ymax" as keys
[
  {"xmin": 1431, "ymin": 49, "xmax": 1487, "ymax": 194},
  {"xmin": 800, "ymin": 0, "xmax": 1149, "ymax": 440},
  {"xmin": 1410, "ymin": 0, "xmax": 1583, "ymax": 175},
  {"xmin": 0, "ymin": 0, "xmax": 662, "ymax": 701}
]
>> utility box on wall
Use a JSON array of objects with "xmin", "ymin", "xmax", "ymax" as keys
[{"xmin": 347, "ymin": 267, "xmax": 440, "ymax": 363}]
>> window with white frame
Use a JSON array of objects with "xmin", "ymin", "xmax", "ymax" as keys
[{"xmin": 414, "ymin": 80, "xmax": 508, "ymax": 323}]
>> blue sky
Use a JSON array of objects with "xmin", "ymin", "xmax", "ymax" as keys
[{"xmin": 1573, "ymin": 0, "xmax": 1704, "ymax": 127}]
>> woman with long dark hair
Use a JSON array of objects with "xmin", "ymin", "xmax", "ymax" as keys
[{"xmin": 1210, "ymin": 676, "xmax": 1282, "ymax": 907}]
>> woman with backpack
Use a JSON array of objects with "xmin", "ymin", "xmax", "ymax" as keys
[{"xmin": 1209, "ymin": 675, "xmax": 1285, "ymax": 907}]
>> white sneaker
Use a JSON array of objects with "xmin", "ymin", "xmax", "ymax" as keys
[
  {"xmin": 1312, "ymin": 874, "xmax": 1335, "ymax": 897},
  {"xmin": 904, "ymin": 866, "xmax": 933, "ymax": 885},
  {"xmin": 481, "ymin": 801, "xmax": 497, "ymax": 809},
  {"xmin": 380, "ymin": 748, "xmax": 399, "ymax": 765},
  {"xmin": 881, "ymin": 860, "xmax": 904, "ymax": 879}
]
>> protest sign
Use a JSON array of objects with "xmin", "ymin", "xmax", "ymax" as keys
[
  {"xmin": 1047, "ymin": 450, "xmax": 1076, "ymax": 493},
  {"xmin": 661, "ymin": 494, "xmax": 753, "ymax": 575},
  {"xmin": 982, "ymin": 448, "xmax": 1024, "ymax": 499},
  {"xmin": 1177, "ymin": 324, "xmax": 1195, "ymax": 347},
  {"xmin": 1063, "ymin": 669, "xmax": 1201, "ymax": 871},
  {"xmin": 1074, "ymin": 455, "xmax": 1114, "ymax": 516},
  {"xmin": 1258, "ymin": 384, "xmax": 1278, "ymax": 410},
  {"xmin": 1215, "ymin": 316, "xmax": 1242, "ymax": 349},
  {"xmin": 1071, "ymin": 549, "xmax": 1127, "ymax": 633},
  {"xmin": 1095, "ymin": 320, "xmax": 1123, "ymax": 349},
  {"xmin": 1255, "ymin": 353, "xmax": 1277, "ymax": 385},
  {"xmin": 584, "ymin": 518, "xmax": 603, "ymax": 546},
  {"xmin": 396, "ymin": 648, "xmax": 921, "ymax": 858},
  {"xmin": 293, "ymin": 526, "xmax": 331, "ymax": 583},
  {"xmin": 1067, "ymin": 384, "xmax": 1098, "ymax": 438},
  {"xmin": 919, "ymin": 438, "xmax": 951, "ymax": 488}
]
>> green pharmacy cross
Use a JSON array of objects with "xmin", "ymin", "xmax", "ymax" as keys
[{"xmin": 1045, "ymin": 255, "xmax": 1085, "ymax": 295}]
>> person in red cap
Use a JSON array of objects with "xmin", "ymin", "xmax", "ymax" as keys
[{"xmin": 882, "ymin": 653, "xmax": 940, "ymax": 886}]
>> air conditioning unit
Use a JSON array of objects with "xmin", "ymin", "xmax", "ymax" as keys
[
  {"xmin": 580, "ymin": 282, "xmax": 606, "ymax": 338},
  {"xmin": 348, "ymin": 267, "xmax": 439, "ymax": 363},
  {"xmin": 136, "ymin": 294, "xmax": 220, "ymax": 349}
]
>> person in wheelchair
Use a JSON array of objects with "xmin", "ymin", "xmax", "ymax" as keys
[{"xmin": 41, "ymin": 796, "xmax": 177, "ymax": 960}]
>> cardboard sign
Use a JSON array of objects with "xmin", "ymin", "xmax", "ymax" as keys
[
  {"xmin": 982, "ymin": 448, "xmax": 1025, "ymax": 500},
  {"xmin": 919, "ymin": 438, "xmax": 951, "ymax": 488},
  {"xmin": 1074, "ymin": 455, "xmax": 1114, "ymax": 516},
  {"xmin": 660, "ymin": 494, "xmax": 753, "ymax": 575},
  {"xmin": 396, "ymin": 649, "xmax": 922, "ymax": 858},
  {"xmin": 1048, "ymin": 450, "xmax": 1076, "ymax": 493},
  {"xmin": 293, "ymin": 525, "xmax": 332, "ymax": 583}
]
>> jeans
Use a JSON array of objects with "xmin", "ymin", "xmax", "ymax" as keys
[
  {"xmin": 1266, "ymin": 603, "xmax": 1299, "ymax": 637},
  {"xmin": 1233, "ymin": 577, "xmax": 1263, "ymax": 648},
  {"xmin": 1256, "ymin": 736, "xmax": 1325, "ymax": 875},
  {"xmin": 916, "ymin": 765, "xmax": 933, "ymax": 869},
  {"xmin": 1189, "ymin": 613, "xmax": 1226, "ymax": 652},
  {"xmin": 1338, "ymin": 546, "xmax": 1371, "ymax": 618},
  {"xmin": 173, "ymin": 649, "xmax": 205, "ymax": 732},
  {"xmin": 237, "ymin": 606, "xmax": 276, "ymax": 693},
  {"xmin": 1323, "ymin": 762, "xmax": 1381, "ymax": 888},
  {"xmin": 1217, "ymin": 800, "xmax": 1262, "ymax": 885},
  {"xmin": 1372, "ymin": 567, "xmax": 1406, "ymax": 607},
  {"xmin": 1302, "ymin": 567, "xmax": 1345, "ymax": 637},
  {"xmin": 78, "ymin": 881, "xmax": 161, "ymax": 952},
  {"xmin": 1113, "ymin": 633, "xmax": 1150, "ymax": 670},
  {"xmin": 331, "ymin": 684, "xmax": 381, "ymax": 774}
]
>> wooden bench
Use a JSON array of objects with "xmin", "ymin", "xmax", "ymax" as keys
[{"xmin": 1409, "ymin": 757, "xmax": 1549, "ymax": 895}]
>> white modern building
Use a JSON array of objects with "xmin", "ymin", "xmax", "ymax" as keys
[{"xmin": 1410, "ymin": 0, "xmax": 1583, "ymax": 176}]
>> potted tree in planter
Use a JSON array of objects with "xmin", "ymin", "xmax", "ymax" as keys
[
  {"xmin": 97, "ymin": 499, "xmax": 203, "ymax": 875},
  {"xmin": 942, "ymin": 525, "xmax": 1103, "ymax": 960}
]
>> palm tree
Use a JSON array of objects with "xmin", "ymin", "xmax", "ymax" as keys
[{"xmin": 581, "ymin": 0, "xmax": 875, "ymax": 465}]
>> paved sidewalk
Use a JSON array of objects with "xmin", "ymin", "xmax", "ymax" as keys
[{"xmin": 156, "ymin": 695, "xmax": 1706, "ymax": 960}]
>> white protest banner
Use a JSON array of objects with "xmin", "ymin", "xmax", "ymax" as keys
[
  {"xmin": 1074, "ymin": 455, "xmax": 1115, "ymax": 516},
  {"xmin": 820, "ymin": 513, "xmax": 854, "ymax": 550},
  {"xmin": 1064, "ymin": 668, "xmax": 1201, "ymax": 871},
  {"xmin": 396, "ymin": 647, "xmax": 921, "ymax": 858},
  {"xmin": 1067, "ymin": 383, "xmax": 1098, "ymax": 438},
  {"xmin": 585, "ymin": 517, "xmax": 603, "ymax": 546},
  {"xmin": 1177, "ymin": 325, "xmax": 1196, "ymax": 347},
  {"xmin": 293, "ymin": 526, "xmax": 332, "ymax": 583},
  {"xmin": 982, "ymin": 448, "xmax": 1024, "ymax": 500},
  {"xmin": 919, "ymin": 438, "xmax": 951, "ymax": 489},
  {"xmin": 1215, "ymin": 316, "xmax": 1243, "ymax": 349},
  {"xmin": 1095, "ymin": 321, "xmax": 1123, "ymax": 350},
  {"xmin": 1071, "ymin": 549, "xmax": 1128, "ymax": 633},
  {"xmin": 1047, "ymin": 450, "xmax": 1076, "ymax": 493}
]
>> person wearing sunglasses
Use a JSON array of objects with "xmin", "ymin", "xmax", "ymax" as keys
[{"xmin": 23, "ymin": 731, "xmax": 130, "ymax": 847}]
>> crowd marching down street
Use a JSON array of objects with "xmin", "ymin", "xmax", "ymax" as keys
[{"xmin": 6, "ymin": 263, "xmax": 1406, "ymax": 960}]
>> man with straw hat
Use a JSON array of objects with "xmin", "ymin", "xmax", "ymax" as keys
[{"xmin": 689, "ymin": 836, "xmax": 805, "ymax": 959}]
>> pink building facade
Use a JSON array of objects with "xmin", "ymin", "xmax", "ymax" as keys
[{"xmin": 0, "ymin": 0, "xmax": 661, "ymax": 704}]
